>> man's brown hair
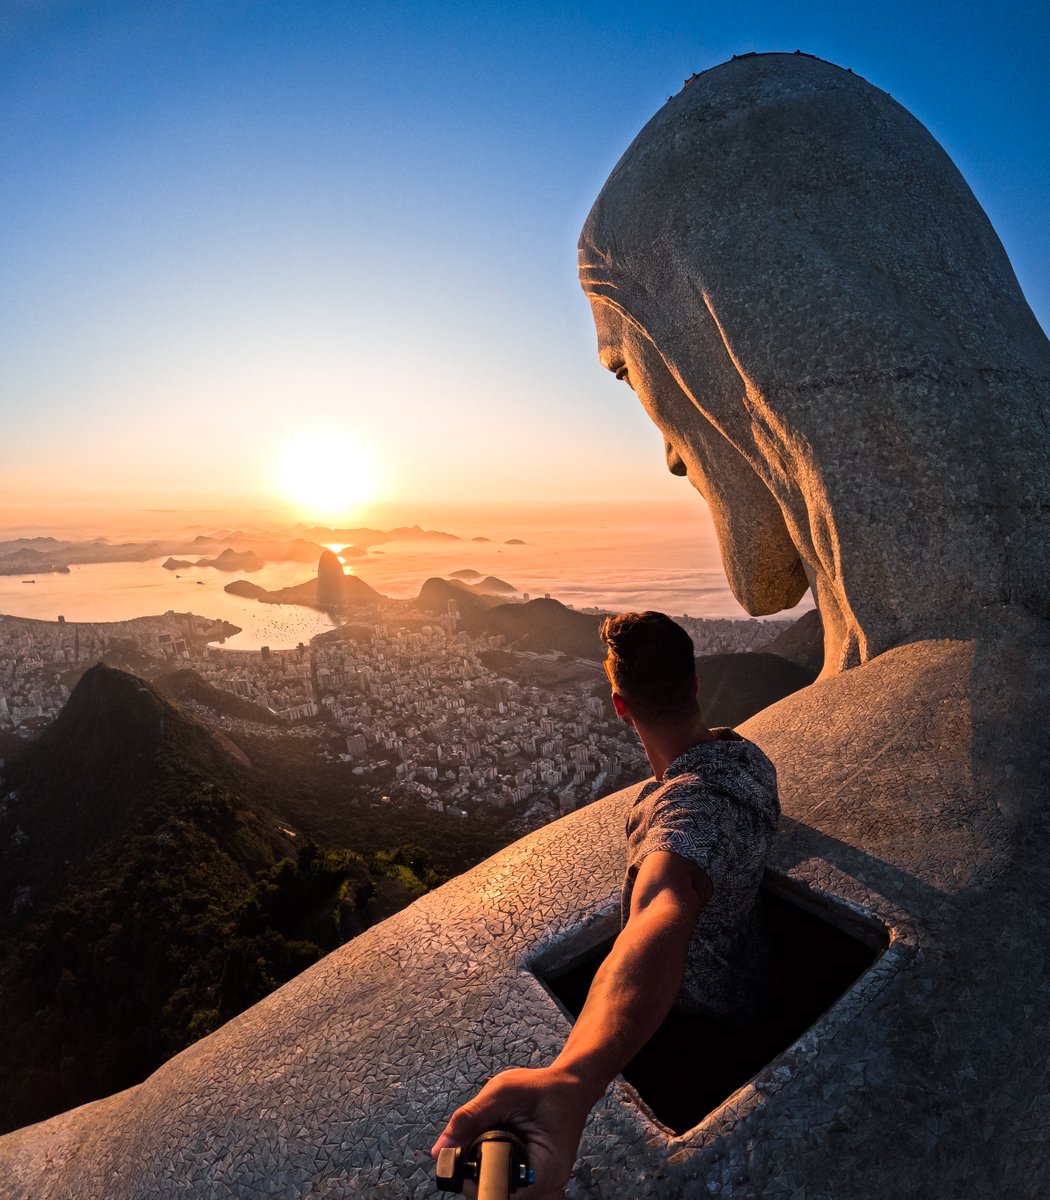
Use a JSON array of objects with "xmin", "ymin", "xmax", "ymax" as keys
[{"xmin": 599, "ymin": 610, "xmax": 697, "ymax": 723}]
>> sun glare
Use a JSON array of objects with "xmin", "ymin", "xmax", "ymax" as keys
[{"xmin": 276, "ymin": 431, "xmax": 380, "ymax": 524}]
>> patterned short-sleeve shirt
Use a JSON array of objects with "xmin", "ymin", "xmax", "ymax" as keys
[{"xmin": 621, "ymin": 729, "xmax": 779, "ymax": 1027}]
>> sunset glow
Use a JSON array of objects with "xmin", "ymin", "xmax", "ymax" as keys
[
  {"xmin": 275, "ymin": 432, "xmax": 381, "ymax": 524},
  {"xmin": 1, "ymin": 6, "xmax": 1045, "ymax": 519}
]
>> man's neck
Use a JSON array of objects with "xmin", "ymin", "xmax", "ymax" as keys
[{"xmin": 636, "ymin": 712, "xmax": 718, "ymax": 781}]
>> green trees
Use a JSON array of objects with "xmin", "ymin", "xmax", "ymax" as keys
[
  {"xmin": 0, "ymin": 668, "xmax": 453, "ymax": 1136},
  {"xmin": 0, "ymin": 828, "xmax": 446, "ymax": 1134}
]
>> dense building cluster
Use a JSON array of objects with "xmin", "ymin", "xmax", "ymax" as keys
[
  {"xmin": 195, "ymin": 641, "xmax": 320, "ymax": 722},
  {"xmin": 0, "ymin": 603, "xmax": 795, "ymax": 823},
  {"xmin": 309, "ymin": 610, "xmax": 647, "ymax": 820},
  {"xmin": 0, "ymin": 612, "xmax": 233, "ymax": 730},
  {"xmin": 0, "ymin": 607, "xmax": 648, "ymax": 821},
  {"xmin": 676, "ymin": 615, "xmax": 794, "ymax": 654}
]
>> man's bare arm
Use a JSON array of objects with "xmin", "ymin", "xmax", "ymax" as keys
[
  {"xmin": 432, "ymin": 851, "xmax": 710, "ymax": 1198},
  {"xmin": 551, "ymin": 850, "xmax": 710, "ymax": 1099}
]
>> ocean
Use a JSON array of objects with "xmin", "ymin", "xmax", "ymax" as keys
[{"xmin": 0, "ymin": 503, "xmax": 813, "ymax": 650}]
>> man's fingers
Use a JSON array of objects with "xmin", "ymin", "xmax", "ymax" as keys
[
  {"xmin": 431, "ymin": 1129, "xmax": 456, "ymax": 1155},
  {"xmin": 431, "ymin": 1070, "xmax": 541, "ymax": 1155},
  {"xmin": 430, "ymin": 1092, "xmax": 502, "ymax": 1156},
  {"xmin": 430, "ymin": 1108, "xmax": 469, "ymax": 1155}
]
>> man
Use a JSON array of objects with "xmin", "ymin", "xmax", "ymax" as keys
[{"xmin": 433, "ymin": 611, "xmax": 779, "ymax": 1197}]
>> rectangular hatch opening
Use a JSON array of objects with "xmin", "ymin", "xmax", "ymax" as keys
[{"xmin": 537, "ymin": 877, "xmax": 887, "ymax": 1135}]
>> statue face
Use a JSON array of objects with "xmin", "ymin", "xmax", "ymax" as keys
[
  {"xmin": 581, "ymin": 53, "xmax": 1050, "ymax": 670},
  {"xmin": 589, "ymin": 297, "xmax": 809, "ymax": 616}
]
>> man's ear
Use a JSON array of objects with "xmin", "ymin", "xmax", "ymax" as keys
[{"xmin": 612, "ymin": 692, "xmax": 629, "ymax": 719}]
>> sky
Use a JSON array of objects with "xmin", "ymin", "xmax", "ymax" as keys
[{"xmin": 1, "ymin": 0, "xmax": 1047, "ymax": 530}]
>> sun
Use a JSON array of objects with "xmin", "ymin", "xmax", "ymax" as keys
[{"xmin": 275, "ymin": 431, "xmax": 379, "ymax": 524}]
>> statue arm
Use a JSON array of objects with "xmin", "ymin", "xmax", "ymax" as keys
[{"xmin": 432, "ymin": 851, "xmax": 709, "ymax": 1197}]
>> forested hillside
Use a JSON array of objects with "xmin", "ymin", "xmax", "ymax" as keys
[{"xmin": 0, "ymin": 667, "xmax": 455, "ymax": 1134}]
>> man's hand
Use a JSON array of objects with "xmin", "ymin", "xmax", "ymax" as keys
[
  {"xmin": 432, "ymin": 852, "xmax": 709, "ymax": 1195},
  {"xmin": 431, "ymin": 1064, "xmax": 598, "ymax": 1199}
]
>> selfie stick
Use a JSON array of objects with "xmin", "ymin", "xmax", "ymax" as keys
[{"xmin": 435, "ymin": 1129, "xmax": 533, "ymax": 1199}]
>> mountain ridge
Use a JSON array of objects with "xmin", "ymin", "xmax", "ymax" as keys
[{"xmin": 0, "ymin": 665, "xmax": 448, "ymax": 1135}]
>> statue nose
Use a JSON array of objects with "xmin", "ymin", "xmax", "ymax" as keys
[{"xmin": 665, "ymin": 441, "xmax": 688, "ymax": 476}]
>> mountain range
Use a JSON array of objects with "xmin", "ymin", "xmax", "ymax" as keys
[
  {"xmin": 415, "ymin": 577, "xmax": 823, "ymax": 720},
  {"xmin": 0, "ymin": 523, "xmax": 481, "ymax": 575},
  {"xmin": 0, "ymin": 666, "xmax": 449, "ymax": 1135}
]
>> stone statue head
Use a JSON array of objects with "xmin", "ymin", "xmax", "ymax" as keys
[{"xmin": 580, "ymin": 52, "xmax": 1050, "ymax": 675}]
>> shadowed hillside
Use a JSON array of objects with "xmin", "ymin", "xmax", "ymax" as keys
[
  {"xmin": 415, "ymin": 575, "xmax": 507, "ymax": 619},
  {"xmin": 0, "ymin": 664, "xmax": 283, "ymax": 919},
  {"xmin": 757, "ymin": 608, "xmax": 824, "ymax": 674},
  {"xmin": 695, "ymin": 651, "xmax": 817, "ymax": 727},
  {"xmin": 0, "ymin": 666, "xmax": 445, "ymax": 1135},
  {"xmin": 486, "ymin": 597, "xmax": 604, "ymax": 657},
  {"xmin": 155, "ymin": 667, "xmax": 285, "ymax": 725},
  {"xmin": 417, "ymin": 583, "xmax": 606, "ymax": 658}
]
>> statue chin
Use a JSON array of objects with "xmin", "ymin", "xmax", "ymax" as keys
[
  {"xmin": 690, "ymin": 450, "xmax": 811, "ymax": 617},
  {"xmin": 718, "ymin": 514, "xmax": 810, "ymax": 617}
]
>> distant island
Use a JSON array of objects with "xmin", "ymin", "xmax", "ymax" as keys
[
  {"xmin": 449, "ymin": 570, "xmax": 517, "ymax": 596},
  {"xmin": 0, "ymin": 523, "xmax": 524, "ymax": 576},
  {"xmin": 163, "ymin": 549, "xmax": 265, "ymax": 572},
  {"xmin": 224, "ymin": 553, "xmax": 527, "ymax": 615},
  {"xmin": 225, "ymin": 553, "xmax": 382, "ymax": 610},
  {"xmin": 0, "ymin": 561, "xmax": 70, "ymax": 577}
]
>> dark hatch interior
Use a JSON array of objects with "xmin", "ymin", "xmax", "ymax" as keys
[{"xmin": 538, "ymin": 882, "xmax": 886, "ymax": 1134}]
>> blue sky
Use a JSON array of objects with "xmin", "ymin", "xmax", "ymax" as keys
[{"xmin": 1, "ymin": 0, "xmax": 1047, "ymax": 524}]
